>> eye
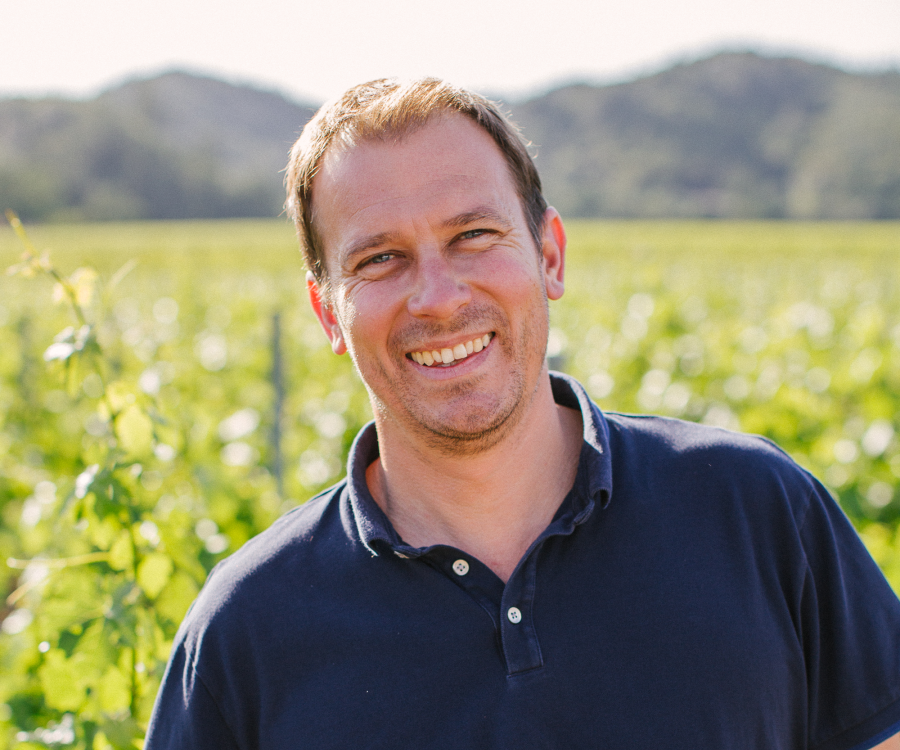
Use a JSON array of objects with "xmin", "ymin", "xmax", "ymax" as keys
[
  {"xmin": 457, "ymin": 228, "xmax": 491, "ymax": 241},
  {"xmin": 363, "ymin": 252, "xmax": 395, "ymax": 267},
  {"xmin": 354, "ymin": 251, "xmax": 402, "ymax": 278}
]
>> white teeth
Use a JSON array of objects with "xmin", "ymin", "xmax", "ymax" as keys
[{"xmin": 411, "ymin": 334, "xmax": 492, "ymax": 367}]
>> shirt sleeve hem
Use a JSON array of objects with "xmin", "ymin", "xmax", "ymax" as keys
[{"xmin": 813, "ymin": 696, "xmax": 900, "ymax": 750}]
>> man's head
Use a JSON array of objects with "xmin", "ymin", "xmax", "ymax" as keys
[
  {"xmin": 288, "ymin": 78, "xmax": 567, "ymax": 454},
  {"xmin": 285, "ymin": 77, "xmax": 547, "ymax": 293}
]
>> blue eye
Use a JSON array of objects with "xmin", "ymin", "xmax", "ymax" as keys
[{"xmin": 368, "ymin": 253, "xmax": 394, "ymax": 265}]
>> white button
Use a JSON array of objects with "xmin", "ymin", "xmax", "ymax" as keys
[
  {"xmin": 452, "ymin": 559, "xmax": 469, "ymax": 576},
  {"xmin": 507, "ymin": 607, "xmax": 522, "ymax": 624}
]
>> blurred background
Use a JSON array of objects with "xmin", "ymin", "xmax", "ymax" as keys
[{"xmin": 2, "ymin": 0, "xmax": 899, "ymax": 222}]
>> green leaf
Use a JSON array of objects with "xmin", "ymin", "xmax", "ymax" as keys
[
  {"xmin": 91, "ymin": 516, "xmax": 122, "ymax": 550},
  {"xmin": 137, "ymin": 553, "xmax": 173, "ymax": 599},
  {"xmin": 108, "ymin": 531, "xmax": 134, "ymax": 572},
  {"xmin": 155, "ymin": 571, "xmax": 200, "ymax": 624},
  {"xmin": 39, "ymin": 649, "xmax": 86, "ymax": 712},
  {"xmin": 97, "ymin": 665, "xmax": 131, "ymax": 713},
  {"xmin": 98, "ymin": 714, "xmax": 142, "ymax": 750},
  {"xmin": 105, "ymin": 381, "xmax": 134, "ymax": 413},
  {"xmin": 116, "ymin": 405, "xmax": 154, "ymax": 458},
  {"xmin": 59, "ymin": 624, "xmax": 86, "ymax": 657}
]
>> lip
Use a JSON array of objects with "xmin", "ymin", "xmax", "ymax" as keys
[{"xmin": 405, "ymin": 332, "xmax": 494, "ymax": 373}]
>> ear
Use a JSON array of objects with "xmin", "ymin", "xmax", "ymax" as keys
[
  {"xmin": 539, "ymin": 207, "xmax": 566, "ymax": 301},
  {"xmin": 307, "ymin": 272, "xmax": 347, "ymax": 355}
]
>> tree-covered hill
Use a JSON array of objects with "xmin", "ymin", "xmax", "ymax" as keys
[
  {"xmin": 515, "ymin": 52, "xmax": 900, "ymax": 219},
  {"xmin": 0, "ymin": 72, "xmax": 316, "ymax": 221},
  {"xmin": 2, "ymin": 52, "xmax": 899, "ymax": 221}
]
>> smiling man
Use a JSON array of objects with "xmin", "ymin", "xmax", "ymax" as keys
[{"xmin": 146, "ymin": 78, "xmax": 900, "ymax": 749}]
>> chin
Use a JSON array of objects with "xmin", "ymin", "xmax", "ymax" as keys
[{"xmin": 412, "ymin": 392, "xmax": 527, "ymax": 456}]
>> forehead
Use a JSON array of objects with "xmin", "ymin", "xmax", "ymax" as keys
[{"xmin": 311, "ymin": 114, "xmax": 521, "ymax": 268}]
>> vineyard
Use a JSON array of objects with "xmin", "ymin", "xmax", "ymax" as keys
[{"xmin": 1, "ymin": 217, "xmax": 899, "ymax": 747}]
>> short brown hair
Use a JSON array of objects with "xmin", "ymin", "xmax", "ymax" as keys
[{"xmin": 284, "ymin": 77, "xmax": 547, "ymax": 288}]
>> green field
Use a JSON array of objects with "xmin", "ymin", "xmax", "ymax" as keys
[{"xmin": 1, "ymin": 218, "xmax": 900, "ymax": 747}]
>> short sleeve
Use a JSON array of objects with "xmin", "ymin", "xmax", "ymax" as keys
[
  {"xmin": 144, "ymin": 639, "xmax": 241, "ymax": 750},
  {"xmin": 799, "ymin": 477, "xmax": 900, "ymax": 750}
]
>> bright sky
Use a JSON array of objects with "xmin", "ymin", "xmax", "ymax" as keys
[{"xmin": 4, "ymin": 0, "xmax": 899, "ymax": 104}]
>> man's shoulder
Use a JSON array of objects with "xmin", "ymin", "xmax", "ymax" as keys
[
  {"xmin": 180, "ymin": 481, "xmax": 353, "ymax": 630},
  {"xmin": 604, "ymin": 411, "xmax": 797, "ymax": 466},
  {"xmin": 602, "ymin": 410, "xmax": 821, "ymax": 511}
]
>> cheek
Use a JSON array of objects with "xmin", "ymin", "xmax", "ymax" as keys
[
  {"xmin": 465, "ymin": 249, "xmax": 543, "ymax": 295},
  {"xmin": 335, "ymin": 285, "xmax": 398, "ymax": 351}
]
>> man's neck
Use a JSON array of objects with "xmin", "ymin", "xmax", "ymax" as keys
[{"xmin": 365, "ymin": 376, "xmax": 583, "ymax": 582}]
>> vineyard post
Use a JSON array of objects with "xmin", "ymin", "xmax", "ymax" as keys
[{"xmin": 270, "ymin": 311, "xmax": 285, "ymax": 497}]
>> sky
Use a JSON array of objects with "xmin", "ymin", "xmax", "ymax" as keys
[{"xmin": 3, "ymin": 0, "xmax": 899, "ymax": 104}]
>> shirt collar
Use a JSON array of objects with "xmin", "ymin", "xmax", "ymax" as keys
[{"xmin": 346, "ymin": 372, "xmax": 613, "ymax": 556}]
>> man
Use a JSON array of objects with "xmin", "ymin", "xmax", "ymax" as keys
[{"xmin": 146, "ymin": 78, "xmax": 900, "ymax": 749}]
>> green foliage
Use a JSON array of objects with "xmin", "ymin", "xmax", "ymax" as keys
[
  {"xmin": 0, "ymin": 216, "xmax": 372, "ymax": 747},
  {"xmin": 1, "ymin": 217, "xmax": 899, "ymax": 747}
]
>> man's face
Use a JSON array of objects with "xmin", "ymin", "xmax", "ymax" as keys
[{"xmin": 308, "ymin": 113, "xmax": 566, "ymax": 453}]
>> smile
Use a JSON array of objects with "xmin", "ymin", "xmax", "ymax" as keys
[{"xmin": 409, "ymin": 333, "xmax": 493, "ymax": 367}]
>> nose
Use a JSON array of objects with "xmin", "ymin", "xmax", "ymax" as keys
[{"xmin": 406, "ymin": 253, "xmax": 471, "ymax": 320}]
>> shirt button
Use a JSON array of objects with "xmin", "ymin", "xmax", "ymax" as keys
[
  {"xmin": 507, "ymin": 607, "xmax": 522, "ymax": 624},
  {"xmin": 452, "ymin": 559, "xmax": 469, "ymax": 576}
]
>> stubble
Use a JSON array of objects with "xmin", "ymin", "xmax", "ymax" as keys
[{"xmin": 355, "ymin": 296, "xmax": 550, "ymax": 457}]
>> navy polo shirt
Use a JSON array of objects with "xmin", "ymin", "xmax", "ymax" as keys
[{"xmin": 146, "ymin": 373, "xmax": 900, "ymax": 750}]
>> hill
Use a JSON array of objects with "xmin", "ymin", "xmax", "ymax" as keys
[
  {"xmin": 0, "ymin": 72, "xmax": 316, "ymax": 221},
  {"xmin": 514, "ymin": 52, "xmax": 900, "ymax": 219},
  {"xmin": 2, "ymin": 53, "xmax": 899, "ymax": 221}
]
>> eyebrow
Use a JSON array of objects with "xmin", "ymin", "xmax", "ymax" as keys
[
  {"xmin": 339, "ymin": 206, "xmax": 514, "ymax": 268},
  {"xmin": 441, "ymin": 207, "xmax": 514, "ymax": 231}
]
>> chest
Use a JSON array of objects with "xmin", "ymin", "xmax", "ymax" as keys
[{"xmin": 241, "ymin": 534, "xmax": 805, "ymax": 750}]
